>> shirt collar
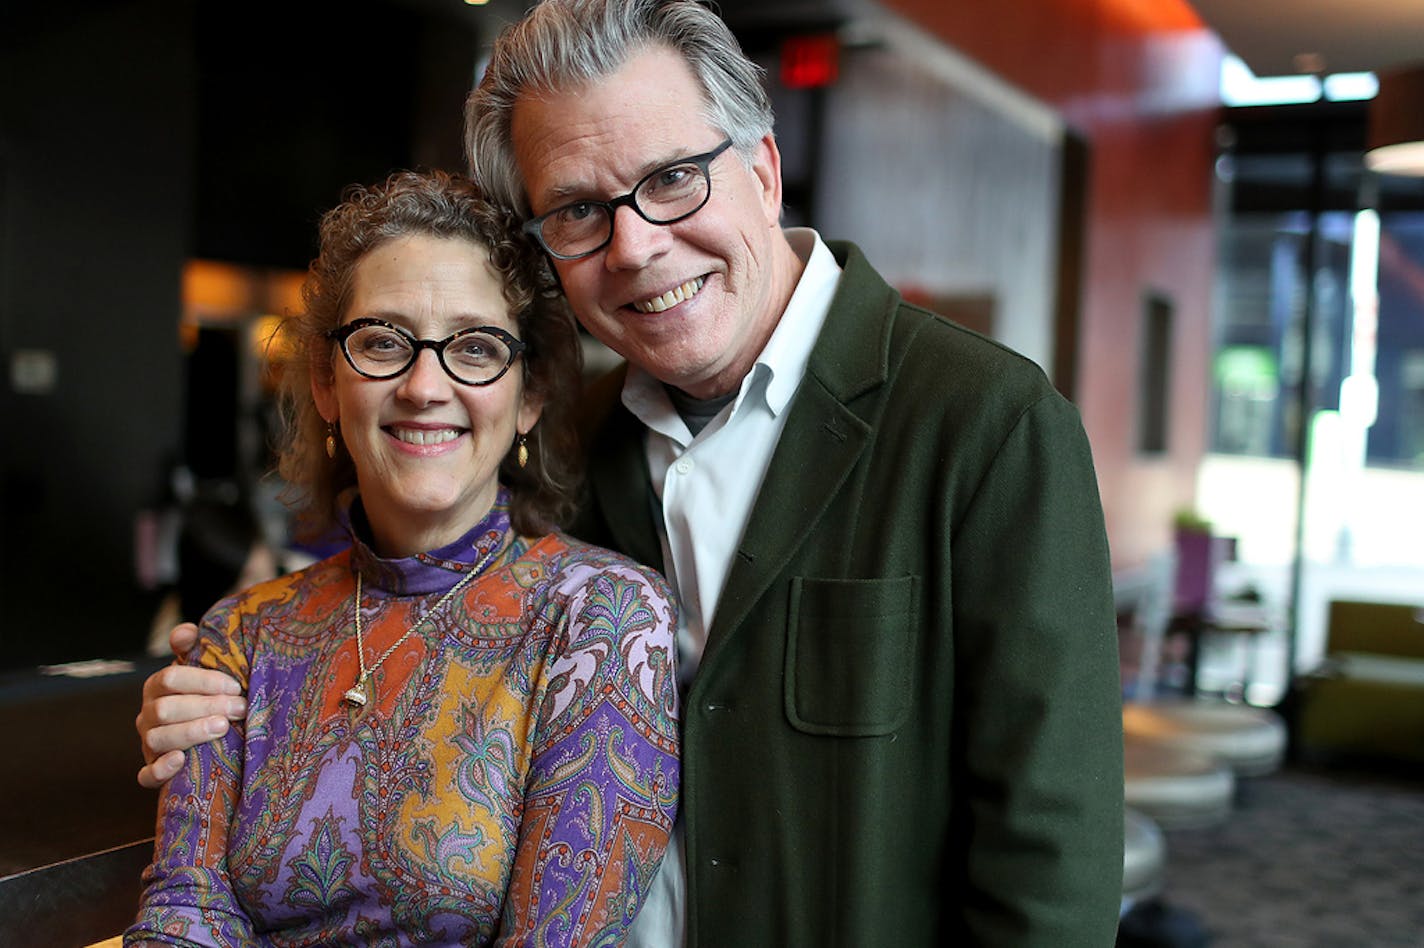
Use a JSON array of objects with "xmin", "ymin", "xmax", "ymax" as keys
[
  {"xmin": 344, "ymin": 488, "xmax": 511, "ymax": 597},
  {"xmin": 754, "ymin": 228, "xmax": 841, "ymax": 416}
]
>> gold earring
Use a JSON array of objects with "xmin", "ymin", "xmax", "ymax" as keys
[
  {"xmin": 326, "ymin": 422, "xmax": 338, "ymax": 459},
  {"xmin": 517, "ymin": 433, "xmax": 529, "ymax": 469}
]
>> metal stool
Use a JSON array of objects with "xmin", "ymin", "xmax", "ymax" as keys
[
  {"xmin": 1124, "ymin": 699, "xmax": 1287, "ymax": 778},
  {"xmin": 1122, "ymin": 807, "xmax": 1168, "ymax": 908},
  {"xmin": 1123, "ymin": 735, "xmax": 1235, "ymax": 829}
]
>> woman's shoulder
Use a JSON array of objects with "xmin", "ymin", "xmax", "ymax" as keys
[
  {"xmin": 522, "ymin": 536, "xmax": 680, "ymax": 734},
  {"xmin": 518, "ymin": 533, "xmax": 673, "ymax": 600},
  {"xmin": 511, "ymin": 534, "xmax": 677, "ymax": 655},
  {"xmin": 200, "ymin": 550, "xmax": 353, "ymax": 628}
]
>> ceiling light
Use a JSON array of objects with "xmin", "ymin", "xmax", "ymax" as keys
[{"xmin": 1366, "ymin": 65, "xmax": 1424, "ymax": 177}]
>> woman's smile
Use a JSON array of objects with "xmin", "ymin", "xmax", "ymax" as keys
[{"xmin": 386, "ymin": 423, "xmax": 466, "ymax": 451}]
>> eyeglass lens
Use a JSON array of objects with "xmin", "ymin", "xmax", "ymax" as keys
[
  {"xmin": 341, "ymin": 324, "xmax": 516, "ymax": 385},
  {"xmin": 538, "ymin": 155, "xmax": 714, "ymax": 258}
]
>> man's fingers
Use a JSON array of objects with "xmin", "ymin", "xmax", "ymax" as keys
[
  {"xmin": 134, "ymin": 632, "xmax": 245, "ymax": 789},
  {"xmin": 141, "ymin": 712, "xmax": 233, "ymax": 758},
  {"xmin": 137, "ymin": 750, "xmax": 187, "ymax": 790},
  {"xmin": 142, "ymin": 692, "xmax": 246, "ymax": 731},
  {"xmin": 168, "ymin": 622, "xmax": 200, "ymax": 661},
  {"xmin": 142, "ymin": 664, "xmax": 243, "ymax": 701}
]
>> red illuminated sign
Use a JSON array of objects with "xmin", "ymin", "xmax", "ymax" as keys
[{"xmin": 781, "ymin": 34, "xmax": 839, "ymax": 89}]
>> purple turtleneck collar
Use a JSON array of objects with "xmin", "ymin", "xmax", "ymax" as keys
[{"xmin": 343, "ymin": 487, "xmax": 512, "ymax": 598}]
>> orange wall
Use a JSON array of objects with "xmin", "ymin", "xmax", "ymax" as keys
[{"xmin": 885, "ymin": 0, "xmax": 1225, "ymax": 567}]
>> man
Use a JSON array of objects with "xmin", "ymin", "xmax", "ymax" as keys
[{"xmin": 138, "ymin": 1, "xmax": 1124, "ymax": 943}]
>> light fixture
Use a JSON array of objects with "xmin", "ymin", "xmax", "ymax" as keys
[{"xmin": 1365, "ymin": 64, "xmax": 1424, "ymax": 176}]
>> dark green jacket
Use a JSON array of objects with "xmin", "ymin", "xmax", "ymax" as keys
[{"xmin": 574, "ymin": 242, "xmax": 1123, "ymax": 947}]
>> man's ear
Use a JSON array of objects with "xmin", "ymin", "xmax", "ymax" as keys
[{"xmin": 750, "ymin": 133, "xmax": 784, "ymax": 226}]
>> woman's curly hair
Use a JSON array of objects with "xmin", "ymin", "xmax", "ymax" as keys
[{"xmin": 273, "ymin": 169, "xmax": 582, "ymax": 539}]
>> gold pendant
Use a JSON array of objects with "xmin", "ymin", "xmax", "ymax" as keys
[{"xmin": 342, "ymin": 682, "xmax": 368, "ymax": 707}]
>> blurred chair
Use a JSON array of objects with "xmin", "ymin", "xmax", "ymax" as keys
[
  {"xmin": 1297, "ymin": 599, "xmax": 1424, "ymax": 764},
  {"xmin": 1168, "ymin": 526, "xmax": 1273, "ymax": 700},
  {"xmin": 1117, "ymin": 556, "xmax": 1238, "ymax": 829},
  {"xmin": 1115, "ymin": 554, "xmax": 1176, "ymax": 702},
  {"xmin": 1116, "ymin": 546, "xmax": 1287, "ymax": 838},
  {"xmin": 0, "ymin": 838, "xmax": 150, "ymax": 948}
]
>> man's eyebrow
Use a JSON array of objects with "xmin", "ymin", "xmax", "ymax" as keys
[
  {"xmin": 543, "ymin": 181, "xmax": 596, "ymax": 204},
  {"xmin": 541, "ymin": 147, "xmax": 708, "ymax": 205}
]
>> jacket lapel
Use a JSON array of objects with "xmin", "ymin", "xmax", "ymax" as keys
[
  {"xmin": 699, "ymin": 242, "xmax": 900, "ymax": 675},
  {"xmin": 585, "ymin": 379, "xmax": 666, "ymax": 573}
]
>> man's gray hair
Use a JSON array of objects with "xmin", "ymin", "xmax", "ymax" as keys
[{"xmin": 465, "ymin": 0, "xmax": 774, "ymax": 215}]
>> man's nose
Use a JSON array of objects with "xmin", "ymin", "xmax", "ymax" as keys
[{"xmin": 603, "ymin": 204, "xmax": 671, "ymax": 271}]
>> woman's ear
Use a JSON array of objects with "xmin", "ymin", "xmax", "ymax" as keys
[
  {"xmin": 311, "ymin": 353, "xmax": 338, "ymax": 424},
  {"xmin": 517, "ymin": 387, "xmax": 545, "ymax": 435}
]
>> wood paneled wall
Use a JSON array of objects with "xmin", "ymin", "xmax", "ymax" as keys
[
  {"xmin": 883, "ymin": 0, "xmax": 1225, "ymax": 567},
  {"xmin": 815, "ymin": 39, "xmax": 1063, "ymax": 371}
]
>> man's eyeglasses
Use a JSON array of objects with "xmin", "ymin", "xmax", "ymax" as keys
[
  {"xmin": 327, "ymin": 318, "xmax": 526, "ymax": 386},
  {"xmin": 522, "ymin": 138, "xmax": 735, "ymax": 260}
]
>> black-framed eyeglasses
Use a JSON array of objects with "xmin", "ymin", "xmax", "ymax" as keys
[
  {"xmin": 326, "ymin": 318, "xmax": 526, "ymax": 386},
  {"xmin": 522, "ymin": 138, "xmax": 735, "ymax": 260}
]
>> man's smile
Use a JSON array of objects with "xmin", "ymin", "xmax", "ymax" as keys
[{"xmin": 632, "ymin": 276, "xmax": 706, "ymax": 314}]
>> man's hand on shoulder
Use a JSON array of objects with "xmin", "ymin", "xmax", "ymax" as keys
[{"xmin": 135, "ymin": 622, "xmax": 247, "ymax": 789}]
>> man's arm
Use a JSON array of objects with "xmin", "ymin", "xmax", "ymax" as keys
[
  {"xmin": 952, "ymin": 392, "xmax": 1124, "ymax": 944},
  {"xmin": 135, "ymin": 622, "xmax": 247, "ymax": 788}
]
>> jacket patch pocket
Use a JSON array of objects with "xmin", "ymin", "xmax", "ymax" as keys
[{"xmin": 785, "ymin": 575, "xmax": 918, "ymax": 736}]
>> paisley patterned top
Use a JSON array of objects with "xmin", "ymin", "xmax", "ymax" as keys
[{"xmin": 128, "ymin": 496, "xmax": 680, "ymax": 947}]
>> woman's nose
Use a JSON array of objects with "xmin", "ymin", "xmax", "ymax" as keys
[{"xmin": 395, "ymin": 348, "xmax": 451, "ymax": 404}]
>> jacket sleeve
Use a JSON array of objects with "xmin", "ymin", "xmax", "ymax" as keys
[
  {"xmin": 126, "ymin": 600, "xmax": 257, "ymax": 948},
  {"xmin": 495, "ymin": 560, "xmax": 680, "ymax": 947},
  {"xmin": 949, "ymin": 391, "xmax": 1124, "ymax": 945}
]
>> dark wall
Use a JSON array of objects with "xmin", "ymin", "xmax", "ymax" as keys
[
  {"xmin": 192, "ymin": 0, "xmax": 478, "ymax": 268},
  {"xmin": 1, "ymin": 1, "xmax": 195, "ymax": 666},
  {"xmin": 0, "ymin": 0, "xmax": 483, "ymax": 669}
]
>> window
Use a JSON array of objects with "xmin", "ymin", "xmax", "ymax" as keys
[{"xmin": 1138, "ymin": 292, "xmax": 1173, "ymax": 454}]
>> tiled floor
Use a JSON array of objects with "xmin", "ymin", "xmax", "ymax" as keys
[{"xmin": 1147, "ymin": 762, "xmax": 1424, "ymax": 947}]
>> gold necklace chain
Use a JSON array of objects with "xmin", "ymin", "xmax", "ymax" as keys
[{"xmin": 341, "ymin": 541, "xmax": 499, "ymax": 708}]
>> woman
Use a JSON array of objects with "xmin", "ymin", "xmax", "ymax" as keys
[{"xmin": 127, "ymin": 171, "xmax": 680, "ymax": 946}]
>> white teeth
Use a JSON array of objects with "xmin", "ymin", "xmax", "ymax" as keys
[
  {"xmin": 392, "ymin": 427, "xmax": 459, "ymax": 446},
  {"xmin": 634, "ymin": 277, "xmax": 705, "ymax": 314}
]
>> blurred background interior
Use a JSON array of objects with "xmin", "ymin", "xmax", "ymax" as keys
[{"xmin": 2, "ymin": 0, "xmax": 1422, "ymax": 945}]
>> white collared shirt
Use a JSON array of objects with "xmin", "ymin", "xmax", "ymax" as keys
[{"xmin": 621, "ymin": 228, "xmax": 843, "ymax": 947}]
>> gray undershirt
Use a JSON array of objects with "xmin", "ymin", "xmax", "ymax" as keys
[{"xmin": 663, "ymin": 384, "xmax": 736, "ymax": 437}]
